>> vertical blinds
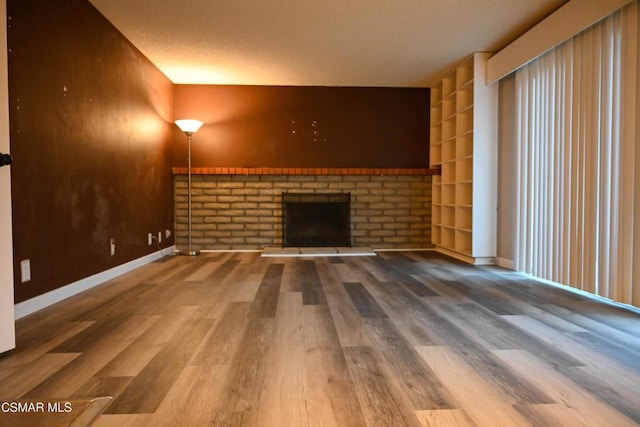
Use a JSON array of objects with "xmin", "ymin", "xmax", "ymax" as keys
[{"xmin": 514, "ymin": 2, "xmax": 639, "ymax": 307}]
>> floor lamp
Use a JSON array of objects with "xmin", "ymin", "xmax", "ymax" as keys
[{"xmin": 175, "ymin": 119, "xmax": 204, "ymax": 256}]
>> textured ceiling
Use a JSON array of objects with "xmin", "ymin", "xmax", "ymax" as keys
[{"xmin": 89, "ymin": 0, "xmax": 568, "ymax": 87}]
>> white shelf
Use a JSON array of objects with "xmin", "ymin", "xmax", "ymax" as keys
[{"xmin": 430, "ymin": 53, "xmax": 498, "ymax": 264}]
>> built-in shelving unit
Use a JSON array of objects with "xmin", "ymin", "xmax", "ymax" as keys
[{"xmin": 430, "ymin": 53, "xmax": 497, "ymax": 265}]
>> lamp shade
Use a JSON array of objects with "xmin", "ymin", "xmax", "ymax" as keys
[{"xmin": 175, "ymin": 119, "xmax": 203, "ymax": 135}]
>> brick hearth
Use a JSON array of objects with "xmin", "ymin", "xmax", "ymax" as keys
[{"xmin": 173, "ymin": 170, "xmax": 434, "ymax": 251}]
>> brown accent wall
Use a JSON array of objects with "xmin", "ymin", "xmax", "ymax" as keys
[
  {"xmin": 173, "ymin": 85, "xmax": 430, "ymax": 169},
  {"xmin": 8, "ymin": 0, "xmax": 175, "ymax": 302}
]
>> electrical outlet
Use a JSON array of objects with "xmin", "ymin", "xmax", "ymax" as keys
[
  {"xmin": 148, "ymin": 233, "xmax": 153, "ymax": 246},
  {"xmin": 158, "ymin": 231, "xmax": 162, "ymax": 243},
  {"xmin": 20, "ymin": 259, "xmax": 31, "ymax": 283},
  {"xmin": 110, "ymin": 238, "xmax": 116, "ymax": 256}
]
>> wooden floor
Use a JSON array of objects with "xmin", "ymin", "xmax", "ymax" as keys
[{"xmin": 1, "ymin": 251, "xmax": 640, "ymax": 426}]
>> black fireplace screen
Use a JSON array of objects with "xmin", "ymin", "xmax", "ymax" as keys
[{"xmin": 282, "ymin": 193, "xmax": 351, "ymax": 247}]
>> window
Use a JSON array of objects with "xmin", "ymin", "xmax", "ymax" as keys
[{"xmin": 513, "ymin": 2, "xmax": 639, "ymax": 307}]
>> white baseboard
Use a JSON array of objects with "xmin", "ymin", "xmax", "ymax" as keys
[
  {"xmin": 14, "ymin": 246, "xmax": 175, "ymax": 320},
  {"xmin": 373, "ymin": 247, "xmax": 436, "ymax": 252}
]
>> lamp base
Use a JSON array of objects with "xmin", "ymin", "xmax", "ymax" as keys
[{"xmin": 176, "ymin": 249, "xmax": 200, "ymax": 256}]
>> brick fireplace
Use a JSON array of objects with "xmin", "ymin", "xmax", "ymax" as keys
[{"xmin": 173, "ymin": 167, "xmax": 434, "ymax": 251}]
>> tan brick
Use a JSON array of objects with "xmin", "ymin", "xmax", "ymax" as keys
[
  {"xmin": 382, "ymin": 237, "xmax": 407, "ymax": 244},
  {"xmin": 300, "ymin": 182, "xmax": 329, "ymax": 189},
  {"xmin": 246, "ymin": 182, "xmax": 275, "ymax": 189},
  {"xmin": 369, "ymin": 188, "xmax": 398, "ymax": 196},
  {"xmin": 217, "ymin": 223, "xmax": 245, "ymax": 231},
  {"xmin": 203, "ymin": 216, "xmax": 231, "ymax": 223},
  {"xmin": 328, "ymin": 182, "xmax": 353, "ymax": 190},
  {"xmin": 232, "ymin": 175, "xmax": 259, "ymax": 182},
  {"xmin": 396, "ymin": 229, "xmax": 425, "ymax": 237},
  {"xmin": 217, "ymin": 209, "xmax": 245, "ymax": 217},
  {"xmin": 369, "ymin": 175, "xmax": 396, "ymax": 182},
  {"xmin": 203, "ymin": 202, "xmax": 231, "ymax": 210},
  {"xmin": 232, "ymin": 202, "xmax": 258, "ymax": 210},
  {"xmin": 246, "ymin": 237, "xmax": 273, "ymax": 245},
  {"xmin": 355, "ymin": 223, "xmax": 382, "ymax": 230},
  {"xmin": 245, "ymin": 209, "xmax": 274, "ymax": 217},
  {"xmin": 260, "ymin": 175, "xmax": 289, "ymax": 182},
  {"xmin": 350, "ymin": 216, "xmax": 367, "ymax": 223},
  {"xmin": 246, "ymin": 195, "xmax": 274, "ymax": 203},
  {"xmin": 289, "ymin": 175, "xmax": 316, "ymax": 182},
  {"xmin": 346, "ymin": 188, "xmax": 370, "ymax": 196},
  {"xmin": 398, "ymin": 216, "xmax": 425, "ymax": 224},
  {"xmin": 317, "ymin": 175, "xmax": 343, "ymax": 182},
  {"xmin": 369, "ymin": 216, "xmax": 394, "ymax": 223},
  {"xmin": 274, "ymin": 182, "xmax": 302, "ymax": 189},
  {"xmin": 191, "ymin": 196, "xmax": 216, "ymax": 203},
  {"xmin": 214, "ymin": 182, "xmax": 244, "ymax": 189},
  {"xmin": 203, "ymin": 175, "xmax": 232, "ymax": 182},
  {"xmin": 217, "ymin": 195, "xmax": 245, "ymax": 203},
  {"xmin": 218, "ymin": 237, "xmax": 247, "ymax": 245},
  {"xmin": 233, "ymin": 188, "xmax": 261, "ymax": 196},
  {"xmin": 259, "ymin": 216, "xmax": 280, "ymax": 224},
  {"xmin": 356, "ymin": 196, "xmax": 383, "ymax": 203},
  {"xmin": 202, "ymin": 189, "xmax": 231, "ymax": 196},
  {"xmin": 383, "ymin": 223, "xmax": 409, "ymax": 230},
  {"xmin": 343, "ymin": 176, "xmax": 370, "ymax": 182},
  {"xmin": 369, "ymin": 202, "xmax": 395, "ymax": 210},
  {"xmin": 245, "ymin": 223, "xmax": 273, "ymax": 231},
  {"xmin": 384, "ymin": 209, "xmax": 410, "ymax": 216}
]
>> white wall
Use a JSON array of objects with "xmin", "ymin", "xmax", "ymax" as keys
[{"xmin": 0, "ymin": 0, "xmax": 16, "ymax": 353}]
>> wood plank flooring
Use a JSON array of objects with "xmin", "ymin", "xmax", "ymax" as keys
[{"xmin": 1, "ymin": 251, "xmax": 640, "ymax": 426}]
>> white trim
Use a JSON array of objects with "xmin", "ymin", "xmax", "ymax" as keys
[
  {"xmin": 495, "ymin": 257, "xmax": 515, "ymax": 270},
  {"xmin": 373, "ymin": 247, "xmax": 435, "ymax": 252},
  {"xmin": 0, "ymin": 0, "xmax": 14, "ymax": 353},
  {"xmin": 14, "ymin": 247, "xmax": 175, "ymax": 319},
  {"xmin": 487, "ymin": 0, "xmax": 634, "ymax": 84},
  {"xmin": 436, "ymin": 247, "xmax": 495, "ymax": 265},
  {"xmin": 199, "ymin": 249, "xmax": 262, "ymax": 253}
]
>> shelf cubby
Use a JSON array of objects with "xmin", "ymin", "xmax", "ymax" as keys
[
  {"xmin": 442, "ymin": 75, "xmax": 456, "ymax": 99},
  {"xmin": 456, "ymin": 64, "xmax": 473, "ymax": 89},
  {"xmin": 454, "ymin": 229, "xmax": 473, "ymax": 255},
  {"xmin": 431, "ymin": 87, "xmax": 442, "ymax": 105},
  {"xmin": 442, "ymin": 118, "xmax": 456, "ymax": 142},
  {"xmin": 442, "ymin": 206, "xmax": 455, "ymax": 227},
  {"xmin": 455, "ymin": 182, "xmax": 473, "ymax": 206},
  {"xmin": 442, "ymin": 227, "xmax": 455, "ymax": 248},
  {"xmin": 442, "ymin": 162, "xmax": 456, "ymax": 184},
  {"xmin": 430, "ymin": 143, "xmax": 442, "ymax": 167},
  {"xmin": 456, "ymin": 88, "xmax": 473, "ymax": 112},
  {"xmin": 456, "ymin": 134, "xmax": 473, "ymax": 159},
  {"xmin": 456, "ymin": 158, "xmax": 473, "ymax": 182},
  {"xmin": 456, "ymin": 109, "xmax": 473, "ymax": 136},
  {"xmin": 442, "ymin": 140, "xmax": 456, "ymax": 163},
  {"xmin": 455, "ymin": 206, "xmax": 473, "ymax": 230},
  {"xmin": 431, "ymin": 225, "xmax": 441, "ymax": 245}
]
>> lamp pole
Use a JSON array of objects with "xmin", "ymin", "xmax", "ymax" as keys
[
  {"xmin": 175, "ymin": 119, "xmax": 203, "ymax": 256},
  {"xmin": 186, "ymin": 131, "xmax": 196, "ymax": 255}
]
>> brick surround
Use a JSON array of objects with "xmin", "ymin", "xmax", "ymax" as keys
[{"xmin": 174, "ymin": 173, "xmax": 433, "ymax": 250}]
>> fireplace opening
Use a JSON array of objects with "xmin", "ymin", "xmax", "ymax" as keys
[{"xmin": 282, "ymin": 193, "xmax": 351, "ymax": 247}]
